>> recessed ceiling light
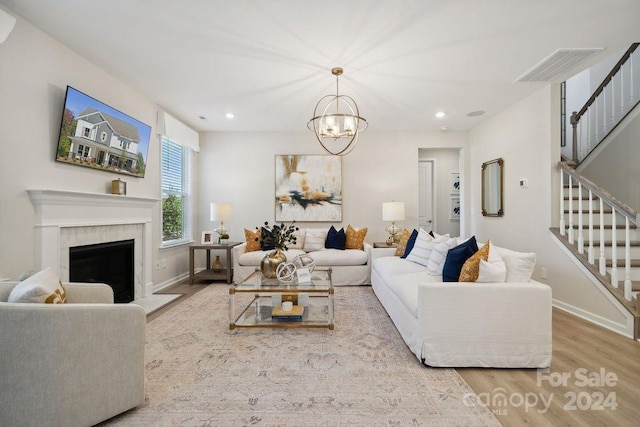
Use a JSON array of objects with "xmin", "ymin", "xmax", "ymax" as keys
[
  {"xmin": 440, "ymin": 126, "xmax": 449, "ymax": 132},
  {"xmin": 435, "ymin": 111, "xmax": 446, "ymax": 118},
  {"xmin": 467, "ymin": 110, "xmax": 485, "ymax": 117},
  {"xmin": 225, "ymin": 113, "xmax": 235, "ymax": 119},
  {"xmin": 199, "ymin": 115, "xmax": 207, "ymax": 120}
]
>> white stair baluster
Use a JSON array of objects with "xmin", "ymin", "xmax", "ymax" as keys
[
  {"xmin": 599, "ymin": 198, "xmax": 606, "ymax": 276},
  {"xmin": 559, "ymin": 169, "xmax": 565, "ymax": 236},
  {"xmin": 568, "ymin": 176, "xmax": 574, "ymax": 244},
  {"xmin": 578, "ymin": 182, "xmax": 584, "ymax": 254},
  {"xmin": 624, "ymin": 217, "xmax": 632, "ymax": 300},
  {"xmin": 588, "ymin": 189, "xmax": 594, "ymax": 264},
  {"xmin": 610, "ymin": 207, "xmax": 618, "ymax": 289}
]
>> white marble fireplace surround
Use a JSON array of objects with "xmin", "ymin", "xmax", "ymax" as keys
[{"xmin": 28, "ymin": 189, "xmax": 158, "ymax": 300}]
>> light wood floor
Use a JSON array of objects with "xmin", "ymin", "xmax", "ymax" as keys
[{"xmin": 150, "ymin": 281, "xmax": 640, "ymax": 426}]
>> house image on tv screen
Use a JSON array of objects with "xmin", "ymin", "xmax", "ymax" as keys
[
  {"xmin": 56, "ymin": 86, "xmax": 151, "ymax": 178},
  {"xmin": 71, "ymin": 108, "xmax": 141, "ymax": 170}
]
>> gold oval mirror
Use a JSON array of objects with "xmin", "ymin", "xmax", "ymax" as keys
[{"xmin": 481, "ymin": 158, "xmax": 504, "ymax": 217}]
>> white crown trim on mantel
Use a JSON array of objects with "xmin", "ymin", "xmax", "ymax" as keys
[{"xmin": 27, "ymin": 189, "xmax": 159, "ymax": 298}]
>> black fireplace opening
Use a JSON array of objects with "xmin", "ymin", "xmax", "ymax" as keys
[{"xmin": 69, "ymin": 239, "xmax": 135, "ymax": 303}]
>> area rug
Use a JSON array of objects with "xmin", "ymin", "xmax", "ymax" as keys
[{"xmin": 103, "ymin": 285, "xmax": 499, "ymax": 426}]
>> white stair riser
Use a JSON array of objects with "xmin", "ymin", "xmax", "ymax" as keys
[
  {"xmin": 606, "ymin": 267, "xmax": 640, "ymax": 281},
  {"xmin": 567, "ymin": 213, "xmax": 615, "ymax": 226},
  {"xmin": 583, "ymin": 245, "xmax": 640, "ymax": 259},
  {"xmin": 563, "ymin": 197, "xmax": 623, "ymax": 212},
  {"xmin": 565, "ymin": 227, "xmax": 640, "ymax": 241}
]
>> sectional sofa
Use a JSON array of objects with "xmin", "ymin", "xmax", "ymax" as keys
[{"xmin": 370, "ymin": 239, "xmax": 553, "ymax": 368}]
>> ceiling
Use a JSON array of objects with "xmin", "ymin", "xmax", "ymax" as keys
[{"xmin": 2, "ymin": 0, "xmax": 639, "ymax": 133}]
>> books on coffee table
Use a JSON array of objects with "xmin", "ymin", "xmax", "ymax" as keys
[{"xmin": 271, "ymin": 304, "xmax": 304, "ymax": 320}]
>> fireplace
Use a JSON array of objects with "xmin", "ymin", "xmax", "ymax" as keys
[
  {"xmin": 28, "ymin": 189, "xmax": 158, "ymax": 300},
  {"xmin": 70, "ymin": 239, "xmax": 135, "ymax": 303}
]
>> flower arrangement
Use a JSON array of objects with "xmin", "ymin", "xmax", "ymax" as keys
[{"xmin": 257, "ymin": 221, "xmax": 298, "ymax": 250}]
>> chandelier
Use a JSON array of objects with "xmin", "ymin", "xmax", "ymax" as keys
[{"xmin": 307, "ymin": 67, "xmax": 368, "ymax": 155}]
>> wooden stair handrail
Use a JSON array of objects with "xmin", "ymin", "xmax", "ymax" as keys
[
  {"xmin": 571, "ymin": 43, "xmax": 639, "ymax": 123},
  {"xmin": 558, "ymin": 161, "xmax": 639, "ymax": 224}
]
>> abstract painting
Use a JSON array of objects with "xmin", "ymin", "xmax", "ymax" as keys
[{"xmin": 275, "ymin": 155, "xmax": 342, "ymax": 222}]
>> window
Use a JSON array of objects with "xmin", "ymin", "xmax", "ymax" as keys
[
  {"xmin": 83, "ymin": 127, "xmax": 91, "ymax": 138},
  {"xmin": 77, "ymin": 144, "xmax": 89, "ymax": 158},
  {"xmin": 100, "ymin": 131, "xmax": 107, "ymax": 142},
  {"xmin": 161, "ymin": 136, "xmax": 192, "ymax": 246}
]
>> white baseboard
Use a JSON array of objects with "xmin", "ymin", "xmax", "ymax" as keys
[
  {"xmin": 152, "ymin": 272, "xmax": 191, "ymax": 293},
  {"xmin": 552, "ymin": 299, "xmax": 634, "ymax": 339}
]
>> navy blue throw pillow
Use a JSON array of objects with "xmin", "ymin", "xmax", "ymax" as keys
[
  {"xmin": 442, "ymin": 236, "xmax": 478, "ymax": 282},
  {"xmin": 325, "ymin": 226, "xmax": 346, "ymax": 250},
  {"xmin": 260, "ymin": 227, "xmax": 275, "ymax": 251},
  {"xmin": 401, "ymin": 229, "xmax": 419, "ymax": 258}
]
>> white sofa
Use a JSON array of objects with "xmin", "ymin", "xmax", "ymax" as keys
[
  {"xmin": 233, "ymin": 228, "xmax": 372, "ymax": 286},
  {"xmin": 0, "ymin": 281, "xmax": 146, "ymax": 426},
  {"xmin": 370, "ymin": 246, "xmax": 552, "ymax": 368}
]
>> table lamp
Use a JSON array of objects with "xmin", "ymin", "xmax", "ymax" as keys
[
  {"xmin": 382, "ymin": 201, "xmax": 405, "ymax": 244},
  {"xmin": 210, "ymin": 202, "xmax": 232, "ymax": 243}
]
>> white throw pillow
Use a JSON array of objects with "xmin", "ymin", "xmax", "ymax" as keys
[
  {"xmin": 426, "ymin": 238, "xmax": 456, "ymax": 275},
  {"xmin": 406, "ymin": 230, "xmax": 449, "ymax": 267},
  {"xmin": 8, "ymin": 267, "xmax": 67, "ymax": 303},
  {"xmin": 493, "ymin": 245, "xmax": 536, "ymax": 282},
  {"xmin": 476, "ymin": 259, "xmax": 507, "ymax": 282},
  {"xmin": 476, "ymin": 241, "xmax": 507, "ymax": 283},
  {"xmin": 303, "ymin": 228, "xmax": 327, "ymax": 252},
  {"xmin": 287, "ymin": 229, "xmax": 305, "ymax": 249}
]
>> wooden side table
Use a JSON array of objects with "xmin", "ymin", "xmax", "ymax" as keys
[
  {"xmin": 373, "ymin": 241, "xmax": 398, "ymax": 248},
  {"xmin": 189, "ymin": 242, "xmax": 241, "ymax": 284}
]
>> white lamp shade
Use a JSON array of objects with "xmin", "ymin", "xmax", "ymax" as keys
[
  {"xmin": 210, "ymin": 202, "xmax": 232, "ymax": 221},
  {"xmin": 382, "ymin": 202, "xmax": 405, "ymax": 221}
]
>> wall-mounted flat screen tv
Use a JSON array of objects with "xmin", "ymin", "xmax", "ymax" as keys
[{"xmin": 55, "ymin": 86, "xmax": 151, "ymax": 178}]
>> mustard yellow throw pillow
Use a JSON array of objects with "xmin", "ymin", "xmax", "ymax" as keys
[
  {"xmin": 394, "ymin": 229, "xmax": 412, "ymax": 256},
  {"xmin": 7, "ymin": 267, "xmax": 67, "ymax": 304},
  {"xmin": 459, "ymin": 241, "xmax": 490, "ymax": 282},
  {"xmin": 244, "ymin": 228, "xmax": 262, "ymax": 252},
  {"xmin": 345, "ymin": 225, "xmax": 367, "ymax": 250}
]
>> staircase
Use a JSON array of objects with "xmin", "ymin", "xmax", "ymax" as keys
[
  {"xmin": 552, "ymin": 162, "xmax": 640, "ymax": 339},
  {"xmin": 566, "ymin": 43, "xmax": 640, "ymax": 164}
]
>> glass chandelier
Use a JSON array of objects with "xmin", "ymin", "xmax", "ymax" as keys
[{"xmin": 307, "ymin": 67, "xmax": 368, "ymax": 155}]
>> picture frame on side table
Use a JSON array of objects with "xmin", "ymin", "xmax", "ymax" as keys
[
  {"xmin": 201, "ymin": 231, "xmax": 214, "ymax": 245},
  {"xmin": 450, "ymin": 197, "xmax": 460, "ymax": 221}
]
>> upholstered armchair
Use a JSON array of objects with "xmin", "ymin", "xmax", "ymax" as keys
[{"xmin": 0, "ymin": 281, "xmax": 146, "ymax": 426}]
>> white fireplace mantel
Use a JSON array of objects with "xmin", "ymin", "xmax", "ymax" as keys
[{"xmin": 28, "ymin": 189, "xmax": 159, "ymax": 298}]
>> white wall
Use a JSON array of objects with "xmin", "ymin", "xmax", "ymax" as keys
[
  {"xmin": 0, "ymin": 11, "xmax": 194, "ymax": 285},
  {"xmin": 418, "ymin": 148, "xmax": 461, "ymax": 236},
  {"xmin": 468, "ymin": 85, "xmax": 632, "ymax": 336},
  {"xmin": 198, "ymin": 131, "xmax": 468, "ymax": 247},
  {"xmin": 580, "ymin": 107, "xmax": 640, "ymax": 211}
]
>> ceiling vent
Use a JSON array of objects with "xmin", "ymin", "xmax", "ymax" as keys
[{"xmin": 515, "ymin": 48, "xmax": 604, "ymax": 82}]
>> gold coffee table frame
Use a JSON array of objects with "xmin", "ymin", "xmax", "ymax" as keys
[{"xmin": 229, "ymin": 267, "xmax": 334, "ymax": 330}]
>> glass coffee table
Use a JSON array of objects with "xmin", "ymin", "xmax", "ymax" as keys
[{"xmin": 229, "ymin": 267, "xmax": 334, "ymax": 330}]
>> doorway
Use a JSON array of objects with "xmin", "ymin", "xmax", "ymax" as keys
[
  {"xmin": 418, "ymin": 149, "xmax": 461, "ymax": 236},
  {"xmin": 418, "ymin": 160, "xmax": 435, "ymax": 233}
]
